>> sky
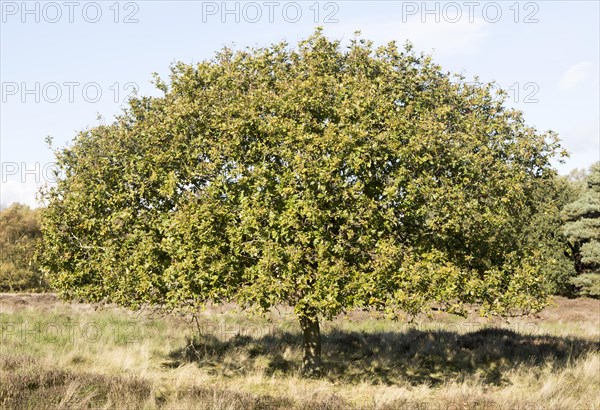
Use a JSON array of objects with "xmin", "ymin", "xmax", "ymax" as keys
[{"xmin": 1, "ymin": 0, "xmax": 599, "ymax": 207}]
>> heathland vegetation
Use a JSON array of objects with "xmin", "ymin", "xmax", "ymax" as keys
[{"xmin": 0, "ymin": 293, "xmax": 598, "ymax": 409}]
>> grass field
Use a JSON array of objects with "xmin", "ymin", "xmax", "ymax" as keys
[{"xmin": 0, "ymin": 293, "xmax": 599, "ymax": 409}]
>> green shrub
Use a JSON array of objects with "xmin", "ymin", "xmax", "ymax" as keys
[
  {"xmin": 569, "ymin": 273, "xmax": 600, "ymax": 298},
  {"xmin": 0, "ymin": 203, "xmax": 46, "ymax": 291}
]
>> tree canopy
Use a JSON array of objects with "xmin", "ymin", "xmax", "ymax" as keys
[{"xmin": 40, "ymin": 30, "xmax": 566, "ymax": 373}]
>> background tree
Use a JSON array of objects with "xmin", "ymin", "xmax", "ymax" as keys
[
  {"xmin": 520, "ymin": 175, "xmax": 577, "ymax": 296},
  {"xmin": 562, "ymin": 162, "xmax": 600, "ymax": 297},
  {"xmin": 40, "ymin": 30, "xmax": 566, "ymax": 374},
  {"xmin": 0, "ymin": 203, "xmax": 45, "ymax": 291}
]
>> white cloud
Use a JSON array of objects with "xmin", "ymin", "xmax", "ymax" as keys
[
  {"xmin": 0, "ymin": 161, "xmax": 53, "ymax": 208},
  {"xmin": 555, "ymin": 123, "xmax": 600, "ymax": 174},
  {"xmin": 325, "ymin": 18, "xmax": 489, "ymax": 57},
  {"xmin": 559, "ymin": 62, "xmax": 593, "ymax": 91},
  {"xmin": 0, "ymin": 179, "xmax": 40, "ymax": 208}
]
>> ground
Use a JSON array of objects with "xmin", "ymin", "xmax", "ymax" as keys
[{"xmin": 0, "ymin": 293, "xmax": 599, "ymax": 409}]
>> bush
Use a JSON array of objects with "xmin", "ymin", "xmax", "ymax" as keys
[
  {"xmin": 569, "ymin": 273, "xmax": 600, "ymax": 298},
  {"xmin": 0, "ymin": 203, "xmax": 46, "ymax": 291}
]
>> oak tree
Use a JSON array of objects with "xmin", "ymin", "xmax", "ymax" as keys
[{"xmin": 40, "ymin": 30, "xmax": 565, "ymax": 374}]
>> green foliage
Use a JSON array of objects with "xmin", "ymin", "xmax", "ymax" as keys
[
  {"xmin": 41, "ymin": 30, "xmax": 565, "ymax": 320},
  {"xmin": 562, "ymin": 162, "xmax": 600, "ymax": 297},
  {"xmin": 0, "ymin": 203, "xmax": 45, "ymax": 291},
  {"xmin": 587, "ymin": 162, "xmax": 600, "ymax": 192},
  {"xmin": 521, "ymin": 176, "xmax": 576, "ymax": 296},
  {"xmin": 581, "ymin": 240, "xmax": 600, "ymax": 267},
  {"xmin": 569, "ymin": 273, "xmax": 600, "ymax": 298}
]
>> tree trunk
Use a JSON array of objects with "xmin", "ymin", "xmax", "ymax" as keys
[{"xmin": 299, "ymin": 311, "xmax": 322, "ymax": 376}]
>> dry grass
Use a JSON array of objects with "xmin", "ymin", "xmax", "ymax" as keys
[{"xmin": 1, "ymin": 293, "xmax": 599, "ymax": 409}]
